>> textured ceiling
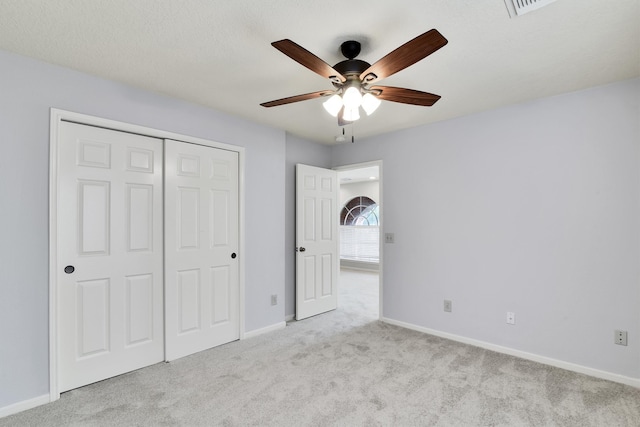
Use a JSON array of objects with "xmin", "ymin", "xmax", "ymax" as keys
[{"xmin": 0, "ymin": 0, "xmax": 638, "ymax": 144}]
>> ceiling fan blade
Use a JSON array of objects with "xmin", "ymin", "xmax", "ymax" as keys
[
  {"xmin": 370, "ymin": 86, "xmax": 441, "ymax": 106},
  {"xmin": 260, "ymin": 90, "xmax": 332, "ymax": 108},
  {"xmin": 272, "ymin": 39, "xmax": 346, "ymax": 83},
  {"xmin": 360, "ymin": 29, "xmax": 448, "ymax": 84}
]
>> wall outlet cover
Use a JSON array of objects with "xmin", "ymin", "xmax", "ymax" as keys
[{"xmin": 615, "ymin": 330, "xmax": 628, "ymax": 346}]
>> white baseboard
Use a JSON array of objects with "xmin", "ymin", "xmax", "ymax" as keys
[
  {"xmin": 285, "ymin": 314, "xmax": 295, "ymax": 322},
  {"xmin": 381, "ymin": 317, "xmax": 640, "ymax": 389},
  {"xmin": 0, "ymin": 394, "xmax": 50, "ymax": 419},
  {"xmin": 243, "ymin": 321, "xmax": 286, "ymax": 339}
]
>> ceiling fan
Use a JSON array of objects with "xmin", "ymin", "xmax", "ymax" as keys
[{"xmin": 260, "ymin": 29, "xmax": 448, "ymax": 124}]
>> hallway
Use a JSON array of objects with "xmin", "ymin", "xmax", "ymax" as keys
[{"xmin": 338, "ymin": 268, "xmax": 379, "ymax": 319}]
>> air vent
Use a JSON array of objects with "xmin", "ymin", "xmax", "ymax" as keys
[{"xmin": 504, "ymin": 0, "xmax": 557, "ymax": 17}]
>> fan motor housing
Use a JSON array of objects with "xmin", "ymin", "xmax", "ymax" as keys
[
  {"xmin": 334, "ymin": 59, "xmax": 370, "ymax": 77},
  {"xmin": 334, "ymin": 40, "xmax": 370, "ymax": 77}
]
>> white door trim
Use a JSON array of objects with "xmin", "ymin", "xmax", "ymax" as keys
[
  {"xmin": 332, "ymin": 160, "xmax": 383, "ymax": 320},
  {"xmin": 49, "ymin": 108, "xmax": 246, "ymax": 401}
]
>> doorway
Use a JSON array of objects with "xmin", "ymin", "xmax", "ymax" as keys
[{"xmin": 334, "ymin": 161, "xmax": 382, "ymax": 319}]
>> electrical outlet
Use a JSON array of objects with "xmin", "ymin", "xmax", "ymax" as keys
[
  {"xmin": 615, "ymin": 330, "xmax": 628, "ymax": 346},
  {"xmin": 384, "ymin": 233, "xmax": 395, "ymax": 244},
  {"xmin": 506, "ymin": 312, "xmax": 515, "ymax": 325},
  {"xmin": 444, "ymin": 300, "xmax": 452, "ymax": 313},
  {"xmin": 271, "ymin": 294, "xmax": 277, "ymax": 306}
]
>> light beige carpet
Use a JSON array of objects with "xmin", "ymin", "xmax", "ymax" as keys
[{"xmin": 2, "ymin": 270, "xmax": 639, "ymax": 426}]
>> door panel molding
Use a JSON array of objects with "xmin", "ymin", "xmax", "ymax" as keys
[
  {"xmin": 49, "ymin": 108, "xmax": 245, "ymax": 401},
  {"xmin": 164, "ymin": 139, "xmax": 239, "ymax": 361},
  {"xmin": 57, "ymin": 122, "xmax": 164, "ymax": 392},
  {"xmin": 295, "ymin": 164, "xmax": 338, "ymax": 320}
]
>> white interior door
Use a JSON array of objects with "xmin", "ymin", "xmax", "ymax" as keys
[
  {"xmin": 57, "ymin": 122, "xmax": 164, "ymax": 392},
  {"xmin": 296, "ymin": 164, "xmax": 338, "ymax": 320},
  {"xmin": 164, "ymin": 139, "xmax": 240, "ymax": 361}
]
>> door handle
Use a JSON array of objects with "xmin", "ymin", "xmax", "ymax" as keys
[
  {"xmin": 64, "ymin": 265, "xmax": 75, "ymax": 274},
  {"xmin": 298, "ymin": 247, "xmax": 306, "ymax": 252},
  {"xmin": 231, "ymin": 253, "xmax": 237, "ymax": 259}
]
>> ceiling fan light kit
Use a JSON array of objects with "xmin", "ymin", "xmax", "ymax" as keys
[
  {"xmin": 362, "ymin": 93, "xmax": 382, "ymax": 115},
  {"xmin": 322, "ymin": 81, "xmax": 383, "ymax": 119},
  {"xmin": 322, "ymin": 94, "xmax": 343, "ymax": 117},
  {"xmin": 342, "ymin": 106, "xmax": 360, "ymax": 122},
  {"xmin": 342, "ymin": 84, "xmax": 363, "ymax": 110},
  {"xmin": 261, "ymin": 29, "xmax": 448, "ymax": 125}
]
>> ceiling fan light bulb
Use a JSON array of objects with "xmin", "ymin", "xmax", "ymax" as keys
[
  {"xmin": 362, "ymin": 93, "xmax": 381, "ymax": 115},
  {"xmin": 322, "ymin": 94, "xmax": 343, "ymax": 117},
  {"xmin": 342, "ymin": 86, "xmax": 362, "ymax": 109},
  {"xmin": 343, "ymin": 107, "xmax": 360, "ymax": 122}
]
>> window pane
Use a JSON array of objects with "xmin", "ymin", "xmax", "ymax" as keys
[
  {"xmin": 340, "ymin": 226, "xmax": 379, "ymax": 263},
  {"xmin": 340, "ymin": 196, "xmax": 379, "ymax": 226}
]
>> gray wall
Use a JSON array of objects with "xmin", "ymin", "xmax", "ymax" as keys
[
  {"xmin": 0, "ymin": 50, "xmax": 286, "ymax": 408},
  {"xmin": 331, "ymin": 78, "xmax": 640, "ymax": 379},
  {"xmin": 2, "ymin": 44, "xmax": 637, "ymax": 410},
  {"xmin": 284, "ymin": 133, "xmax": 332, "ymax": 318}
]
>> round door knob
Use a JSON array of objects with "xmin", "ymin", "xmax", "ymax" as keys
[
  {"xmin": 231, "ymin": 253, "xmax": 237, "ymax": 259},
  {"xmin": 299, "ymin": 247, "xmax": 306, "ymax": 252},
  {"xmin": 64, "ymin": 265, "xmax": 75, "ymax": 274}
]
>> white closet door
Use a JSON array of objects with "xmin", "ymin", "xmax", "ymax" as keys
[
  {"xmin": 57, "ymin": 122, "xmax": 164, "ymax": 392},
  {"xmin": 164, "ymin": 139, "xmax": 240, "ymax": 361}
]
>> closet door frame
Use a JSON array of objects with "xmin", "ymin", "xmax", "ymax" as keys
[{"xmin": 48, "ymin": 108, "xmax": 246, "ymax": 401}]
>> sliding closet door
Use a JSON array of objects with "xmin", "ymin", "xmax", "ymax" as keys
[
  {"xmin": 57, "ymin": 122, "xmax": 164, "ymax": 392},
  {"xmin": 164, "ymin": 139, "xmax": 240, "ymax": 361}
]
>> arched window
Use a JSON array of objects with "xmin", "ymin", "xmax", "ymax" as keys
[
  {"xmin": 340, "ymin": 196, "xmax": 379, "ymax": 264},
  {"xmin": 340, "ymin": 196, "xmax": 379, "ymax": 226}
]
